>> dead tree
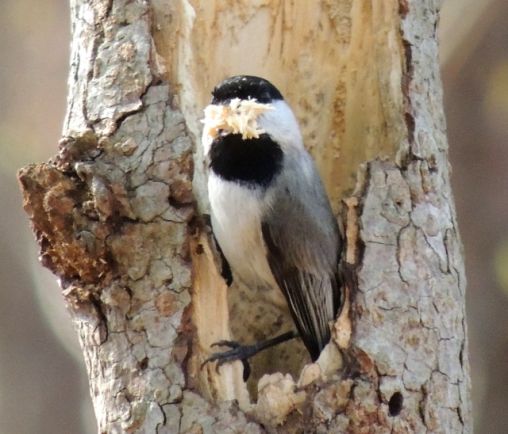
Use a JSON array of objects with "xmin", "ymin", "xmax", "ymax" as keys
[{"xmin": 18, "ymin": 0, "xmax": 472, "ymax": 432}]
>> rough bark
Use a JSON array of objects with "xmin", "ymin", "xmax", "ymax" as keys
[{"xmin": 18, "ymin": 0, "xmax": 471, "ymax": 433}]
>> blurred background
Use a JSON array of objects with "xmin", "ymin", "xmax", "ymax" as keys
[{"xmin": 0, "ymin": 0, "xmax": 506, "ymax": 432}]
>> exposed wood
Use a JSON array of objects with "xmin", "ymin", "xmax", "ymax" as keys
[{"xmin": 18, "ymin": 0, "xmax": 472, "ymax": 432}]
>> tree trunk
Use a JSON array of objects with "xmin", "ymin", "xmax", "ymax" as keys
[{"xmin": 18, "ymin": 0, "xmax": 472, "ymax": 432}]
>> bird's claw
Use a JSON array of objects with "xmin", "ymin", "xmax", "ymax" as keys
[{"xmin": 201, "ymin": 340, "xmax": 254, "ymax": 381}]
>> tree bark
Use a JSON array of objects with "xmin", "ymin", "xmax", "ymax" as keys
[{"xmin": 18, "ymin": 0, "xmax": 472, "ymax": 433}]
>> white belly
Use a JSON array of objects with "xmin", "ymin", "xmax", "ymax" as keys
[{"xmin": 208, "ymin": 173, "xmax": 280, "ymax": 294}]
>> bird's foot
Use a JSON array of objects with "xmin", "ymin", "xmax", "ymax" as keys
[
  {"xmin": 201, "ymin": 331, "xmax": 298, "ymax": 382},
  {"xmin": 202, "ymin": 340, "xmax": 257, "ymax": 381}
]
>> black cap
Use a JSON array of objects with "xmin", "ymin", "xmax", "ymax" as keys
[{"xmin": 211, "ymin": 75, "xmax": 284, "ymax": 104}]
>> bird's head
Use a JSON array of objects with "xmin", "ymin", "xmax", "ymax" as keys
[{"xmin": 201, "ymin": 75, "xmax": 303, "ymax": 156}]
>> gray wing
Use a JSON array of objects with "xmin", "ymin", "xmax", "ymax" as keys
[{"xmin": 261, "ymin": 152, "xmax": 342, "ymax": 361}]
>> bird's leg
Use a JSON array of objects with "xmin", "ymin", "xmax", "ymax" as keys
[{"xmin": 201, "ymin": 330, "xmax": 299, "ymax": 381}]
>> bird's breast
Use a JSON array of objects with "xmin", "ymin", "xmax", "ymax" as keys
[{"xmin": 208, "ymin": 173, "xmax": 282, "ymax": 301}]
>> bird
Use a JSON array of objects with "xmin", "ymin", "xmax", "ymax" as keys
[{"xmin": 201, "ymin": 75, "xmax": 342, "ymax": 376}]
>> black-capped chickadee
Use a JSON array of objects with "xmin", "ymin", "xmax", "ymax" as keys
[{"xmin": 201, "ymin": 75, "xmax": 342, "ymax": 373}]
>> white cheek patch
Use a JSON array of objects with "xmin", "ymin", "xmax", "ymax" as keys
[{"xmin": 201, "ymin": 98, "xmax": 274, "ymax": 154}]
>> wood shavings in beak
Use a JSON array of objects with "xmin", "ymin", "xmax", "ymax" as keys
[{"xmin": 202, "ymin": 98, "xmax": 274, "ymax": 141}]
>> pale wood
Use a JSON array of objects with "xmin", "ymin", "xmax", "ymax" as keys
[{"xmin": 18, "ymin": 0, "xmax": 472, "ymax": 432}]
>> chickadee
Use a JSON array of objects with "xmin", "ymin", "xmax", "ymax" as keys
[{"xmin": 202, "ymin": 75, "xmax": 342, "ymax": 369}]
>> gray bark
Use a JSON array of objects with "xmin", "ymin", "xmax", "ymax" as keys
[{"xmin": 18, "ymin": 0, "xmax": 472, "ymax": 432}]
